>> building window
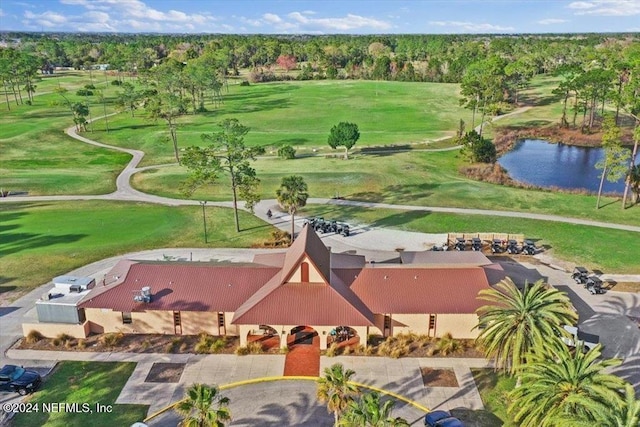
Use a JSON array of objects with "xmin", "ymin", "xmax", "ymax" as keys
[
  {"xmin": 218, "ymin": 312, "xmax": 225, "ymax": 328},
  {"xmin": 384, "ymin": 315, "xmax": 391, "ymax": 330},
  {"xmin": 122, "ymin": 312, "xmax": 132, "ymax": 324},
  {"xmin": 429, "ymin": 314, "xmax": 436, "ymax": 330},
  {"xmin": 301, "ymin": 262, "xmax": 309, "ymax": 282}
]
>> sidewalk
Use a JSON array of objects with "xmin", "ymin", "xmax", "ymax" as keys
[{"xmin": 6, "ymin": 346, "xmax": 489, "ymax": 417}]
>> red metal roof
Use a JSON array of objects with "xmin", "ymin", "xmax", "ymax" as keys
[
  {"xmin": 232, "ymin": 281, "xmax": 374, "ymax": 326},
  {"xmin": 400, "ymin": 251, "xmax": 493, "ymax": 266},
  {"xmin": 80, "ymin": 263, "xmax": 280, "ymax": 312},
  {"xmin": 350, "ymin": 267, "xmax": 491, "ymax": 314}
]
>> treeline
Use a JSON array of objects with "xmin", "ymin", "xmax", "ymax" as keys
[{"xmin": 1, "ymin": 32, "xmax": 638, "ymax": 83}]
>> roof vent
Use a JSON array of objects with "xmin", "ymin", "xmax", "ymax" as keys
[
  {"xmin": 133, "ymin": 286, "xmax": 152, "ymax": 303},
  {"xmin": 384, "ymin": 275, "xmax": 389, "ymax": 280}
]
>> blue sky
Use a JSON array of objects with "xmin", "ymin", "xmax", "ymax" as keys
[{"xmin": 0, "ymin": 0, "xmax": 639, "ymax": 34}]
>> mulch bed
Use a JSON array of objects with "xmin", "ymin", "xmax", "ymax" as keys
[
  {"xmin": 18, "ymin": 333, "xmax": 238, "ymax": 354},
  {"xmin": 420, "ymin": 367, "xmax": 459, "ymax": 387},
  {"xmin": 145, "ymin": 362, "xmax": 185, "ymax": 383}
]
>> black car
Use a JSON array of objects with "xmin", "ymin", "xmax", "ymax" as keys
[{"xmin": 0, "ymin": 365, "xmax": 42, "ymax": 395}]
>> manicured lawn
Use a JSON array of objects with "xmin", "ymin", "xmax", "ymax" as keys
[
  {"xmin": 12, "ymin": 361, "xmax": 147, "ymax": 427},
  {"xmin": 93, "ymin": 79, "xmax": 474, "ymax": 166},
  {"xmin": 0, "ymin": 201, "xmax": 275, "ymax": 296},
  {"xmin": 300, "ymin": 205, "xmax": 640, "ymax": 273},
  {"xmin": 132, "ymin": 149, "xmax": 640, "ymax": 227},
  {"xmin": 470, "ymin": 368, "xmax": 517, "ymax": 427},
  {"xmin": 1, "ymin": 72, "xmax": 130, "ymax": 195}
]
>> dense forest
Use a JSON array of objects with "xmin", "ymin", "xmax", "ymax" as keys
[{"xmin": 1, "ymin": 32, "xmax": 639, "ymax": 134}]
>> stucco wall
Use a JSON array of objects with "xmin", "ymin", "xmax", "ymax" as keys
[
  {"xmin": 22, "ymin": 321, "xmax": 90, "ymax": 339},
  {"xmin": 392, "ymin": 314, "xmax": 430, "ymax": 335},
  {"xmin": 85, "ymin": 308, "xmax": 174, "ymax": 334},
  {"xmin": 180, "ymin": 311, "xmax": 218, "ymax": 335},
  {"xmin": 435, "ymin": 314, "xmax": 479, "ymax": 338}
]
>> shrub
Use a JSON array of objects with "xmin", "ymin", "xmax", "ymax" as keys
[
  {"xmin": 277, "ymin": 144, "xmax": 296, "ymax": 159},
  {"xmin": 26, "ymin": 330, "xmax": 44, "ymax": 344},
  {"xmin": 247, "ymin": 342, "xmax": 263, "ymax": 354},
  {"xmin": 179, "ymin": 342, "xmax": 188, "ymax": 352},
  {"xmin": 210, "ymin": 339, "xmax": 226, "ymax": 353},
  {"xmin": 435, "ymin": 333, "xmax": 460, "ymax": 356},
  {"xmin": 325, "ymin": 343, "xmax": 339, "ymax": 357},
  {"xmin": 195, "ymin": 334, "xmax": 215, "ymax": 354},
  {"xmin": 76, "ymin": 339, "xmax": 86, "ymax": 349},
  {"xmin": 76, "ymin": 89, "xmax": 94, "ymax": 96},
  {"xmin": 84, "ymin": 84, "xmax": 96, "ymax": 89},
  {"xmin": 99, "ymin": 332, "xmax": 124, "ymax": 347},
  {"xmin": 164, "ymin": 343, "xmax": 175, "ymax": 353},
  {"xmin": 53, "ymin": 333, "xmax": 74, "ymax": 347},
  {"xmin": 239, "ymin": 80, "xmax": 250, "ymax": 86},
  {"xmin": 110, "ymin": 80, "xmax": 122, "ymax": 86},
  {"xmin": 140, "ymin": 339, "xmax": 151, "ymax": 351},
  {"xmin": 234, "ymin": 346, "xmax": 250, "ymax": 355}
]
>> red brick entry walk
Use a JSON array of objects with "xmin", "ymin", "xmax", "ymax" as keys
[{"xmin": 283, "ymin": 327, "xmax": 320, "ymax": 377}]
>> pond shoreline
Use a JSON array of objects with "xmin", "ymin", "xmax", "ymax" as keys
[{"xmin": 493, "ymin": 123, "xmax": 635, "ymax": 156}]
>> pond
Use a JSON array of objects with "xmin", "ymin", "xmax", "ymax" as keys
[{"xmin": 497, "ymin": 139, "xmax": 638, "ymax": 194}]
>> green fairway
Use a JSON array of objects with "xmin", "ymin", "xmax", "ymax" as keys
[
  {"xmin": 12, "ymin": 361, "xmax": 147, "ymax": 427},
  {"xmin": 93, "ymin": 79, "xmax": 474, "ymax": 166},
  {"xmin": 1, "ymin": 72, "xmax": 131, "ymax": 195},
  {"xmin": 300, "ymin": 204, "xmax": 640, "ymax": 273},
  {"xmin": 0, "ymin": 201, "xmax": 275, "ymax": 295},
  {"xmin": 132, "ymin": 150, "xmax": 640, "ymax": 227}
]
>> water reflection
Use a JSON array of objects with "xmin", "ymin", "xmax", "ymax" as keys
[{"xmin": 497, "ymin": 139, "xmax": 638, "ymax": 194}]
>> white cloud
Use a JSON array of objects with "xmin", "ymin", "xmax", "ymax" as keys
[
  {"xmin": 568, "ymin": 0, "xmax": 640, "ymax": 16},
  {"xmin": 286, "ymin": 11, "xmax": 391, "ymax": 31},
  {"xmin": 0, "ymin": 9, "xmax": 4, "ymax": 17},
  {"xmin": 537, "ymin": 18, "xmax": 569, "ymax": 24},
  {"xmin": 24, "ymin": 10, "xmax": 68, "ymax": 27},
  {"xmin": 262, "ymin": 13, "xmax": 282, "ymax": 24},
  {"xmin": 429, "ymin": 20, "xmax": 514, "ymax": 32}
]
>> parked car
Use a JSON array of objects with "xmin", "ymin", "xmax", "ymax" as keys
[
  {"xmin": 0, "ymin": 365, "xmax": 42, "ymax": 395},
  {"xmin": 424, "ymin": 410, "xmax": 451, "ymax": 426}
]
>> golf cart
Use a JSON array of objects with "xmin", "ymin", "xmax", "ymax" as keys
[
  {"xmin": 571, "ymin": 267, "xmax": 589, "ymax": 284},
  {"xmin": 522, "ymin": 239, "xmax": 537, "ymax": 255},
  {"xmin": 336, "ymin": 223, "xmax": 350, "ymax": 237},
  {"xmin": 506, "ymin": 239, "xmax": 520, "ymax": 254},
  {"xmin": 454, "ymin": 237, "xmax": 466, "ymax": 251},
  {"xmin": 491, "ymin": 239, "xmax": 504, "ymax": 253},
  {"xmin": 585, "ymin": 276, "xmax": 605, "ymax": 295},
  {"xmin": 471, "ymin": 237, "xmax": 482, "ymax": 251}
]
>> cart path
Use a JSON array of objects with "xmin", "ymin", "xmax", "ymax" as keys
[{"xmin": 2, "ymin": 108, "xmax": 639, "ymax": 234}]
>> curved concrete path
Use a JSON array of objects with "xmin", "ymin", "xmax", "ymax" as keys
[{"xmin": 2, "ymin": 109, "xmax": 638, "ymax": 234}]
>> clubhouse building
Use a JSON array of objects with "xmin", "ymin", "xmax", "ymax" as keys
[{"xmin": 24, "ymin": 225, "xmax": 502, "ymax": 349}]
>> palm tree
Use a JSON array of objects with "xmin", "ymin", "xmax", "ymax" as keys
[
  {"xmin": 340, "ymin": 392, "xmax": 409, "ymax": 427},
  {"xmin": 508, "ymin": 343, "xmax": 626, "ymax": 427},
  {"xmin": 175, "ymin": 383, "xmax": 231, "ymax": 427},
  {"xmin": 475, "ymin": 278, "xmax": 577, "ymax": 375},
  {"xmin": 316, "ymin": 363, "xmax": 360, "ymax": 427},
  {"xmin": 609, "ymin": 384, "xmax": 640, "ymax": 427},
  {"xmin": 276, "ymin": 175, "xmax": 309, "ymax": 242}
]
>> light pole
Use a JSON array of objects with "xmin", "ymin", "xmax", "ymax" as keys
[{"xmin": 199, "ymin": 201, "xmax": 208, "ymax": 244}]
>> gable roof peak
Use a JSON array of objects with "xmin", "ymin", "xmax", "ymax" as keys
[{"xmin": 280, "ymin": 224, "xmax": 331, "ymax": 284}]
